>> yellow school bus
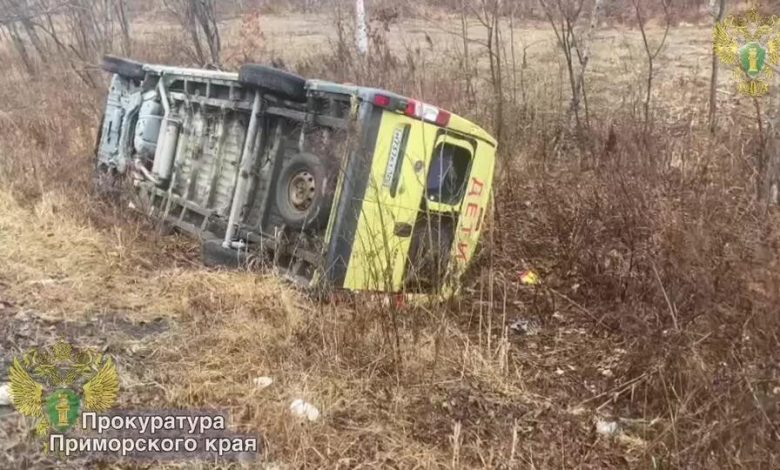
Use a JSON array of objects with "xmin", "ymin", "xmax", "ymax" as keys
[
  {"xmin": 96, "ymin": 57, "xmax": 497, "ymax": 295},
  {"xmin": 313, "ymin": 82, "xmax": 497, "ymax": 294}
]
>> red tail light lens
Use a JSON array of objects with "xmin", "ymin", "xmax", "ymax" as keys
[
  {"xmin": 435, "ymin": 110, "xmax": 451, "ymax": 126},
  {"xmin": 403, "ymin": 99, "xmax": 450, "ymax": 127},
  {"xmin": 404, "ymin": 100, "xmax": 419, "ymax": 117},
  {"xmin": 373, "ymin": 94, "xmax": 392, "ymax": 108}
]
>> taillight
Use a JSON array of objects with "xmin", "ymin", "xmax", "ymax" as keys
[
  {"xmin": 375, "ymin": 95, "xmax": 451, "ymax": 127},
  {"xmin": 404, "ymin": 100, "xmax": 418, "ymax": 116},
  {"xmin": 404, "ymin": 99, "xmax": 450, "ymax": 127},
  {"xmin": 435, "ymin": 110, "xmax": 451, "ymax": 126},
  {"xmin": 373, "ymin": 94, "xmax": 392, "ymax": 108}
]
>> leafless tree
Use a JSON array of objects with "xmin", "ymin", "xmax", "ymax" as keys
[
  {"xmin": 164, "ymin": 0, "xmax": 221, "ymax": 66},
  {"xmin": 538, "ymin": 0, "xmax": 595, "ymax": 130},
  {"xmin": 632, "ymin": 0, "xmax": 671, "ymax": 132},
  {"xmin": 576, "ymin": 0, "xmax": 602, "ymax": 124},
  {"xmin": 762, "ymin": 78, "xmax": 780, "ymax": 205},
  {"xmin": 475, "ymin": 0, "xmax": 505, "ymax": 144},
  {"xmin": 355, "ymin": 0, "xmax": 368, "ymax": 55},
  {"xmin": 458, "ymin": 0, "xmax": 475, "ymax": 106},
  {"xmin": 0, "ymin": 20, "xmax": 30, "ymax": 74},
  {"xmin": 0, "ymin": 0, "xmax": 132, "ymax": 83},
  {"xmin": 766, "ymin": 131, "xmax": 780, "ymax": 205},
  {"xmin": 114, "ymin": 0, "xmax": 131, "ymax": 55},
  {"xmin": 708, "ymin": 0, "xmax": 727, "ymax": 133}
]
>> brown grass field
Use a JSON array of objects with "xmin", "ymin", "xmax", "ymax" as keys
[{"xmin": 1, "ymin": 2, "xmax": 780, "ymax": 469}]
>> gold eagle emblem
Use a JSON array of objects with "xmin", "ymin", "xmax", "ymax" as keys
[
  {"xmin": 714, "ymin": 7, "xmax": 780, "ymax": 96},
  {"xmin": 8, "ymin": 341, "xmax": 119, "ymax": 438}
]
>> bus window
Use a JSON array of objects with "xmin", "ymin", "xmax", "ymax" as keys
[{"xmin": 427, "ymin": 142, "xmax": 472, "ymax": 205}]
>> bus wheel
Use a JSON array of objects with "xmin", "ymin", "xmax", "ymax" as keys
[
  {"xmin": 100, "ymin": 55, "xmax": 146, "ymax": 81},
  {"xmin": 275, "ymin": 153, "xmax": 332, "ymax": 230},
  {"xmin": 238, "ymin": 64, "xmax": 307, "ymax": 102}
]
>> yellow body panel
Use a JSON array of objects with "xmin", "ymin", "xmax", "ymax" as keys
[
  {"xmin": 342, "ymin": 106, "xmax": 497, "ymax": 293},
  {"xmin": 446, "ymin": 113, "xmax": 498, "ymax": 148},
  {"xmin": 343, "ymin": 113, "xmax": 438, "ymax": 290},
  {"xmin": 449, "ymin": 133, "xmax": 495, "ymax": 282}
]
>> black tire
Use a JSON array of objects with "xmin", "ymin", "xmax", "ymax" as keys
[
  {"xmin": 100, "ymin": 55, "xmax": 146, "ymax": 80},
  {"xmin": 275, "ymin": 153, "xmax": 332, "ymax": 230},
  {"xmin": 238, "ymin": 64, "xmax": 307, "ymax": 102}
]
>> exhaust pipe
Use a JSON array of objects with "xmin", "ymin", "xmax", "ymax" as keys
[
  {"xmin": 151, "ymin": 117, "xmax": 180, "ymax": 182},
  {"xmin": 151, "ymin": 80, "xmax": 180, "ymax": 184}
]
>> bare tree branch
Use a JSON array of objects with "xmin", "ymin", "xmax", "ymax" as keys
[{"xmin": 632, "ymin": 0, "xmax": 672, "ymax": 132}]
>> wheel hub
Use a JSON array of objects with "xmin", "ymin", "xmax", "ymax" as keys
[{"xmin": 289, "ymin": 171, "xmax": 316, "ymax": 212}]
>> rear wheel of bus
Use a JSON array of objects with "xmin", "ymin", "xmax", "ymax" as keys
[{"xmin": 275, "ymin": 152, "xmax": 333, "ymax": 230}]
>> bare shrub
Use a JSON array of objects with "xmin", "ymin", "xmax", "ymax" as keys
[
  {"xmin": 296, "ymin": 3, "xmax": 464, "ymax": 110},
  {"xmin": 632, "ymin": 0, "xmax": 672, "ymax": 132},
  {"xmin": 538, "ymin": 0, "xmax": 592, "ymax": 130},
  {"xmin": 162, "ymin": 0, "xmax": 221, "ymax": 66},
  {"xmin": 222, "ymin": 10, "xmax": 266, "ymax": 68},
  {"xmin": 0, "ymin": 0, "xmax": 132, "ymax": 84},
  {"xmin": 481, "ymin": 113, "xmax": 780, "ymax": 466}
]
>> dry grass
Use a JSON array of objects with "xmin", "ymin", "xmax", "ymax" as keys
[
  {"xmin": 0, "ymin": 187, "xmax": 293, "ymax": 321},
  {"xmin": 0, "ymin": 4, "xmax": 779, "ymax": 469}
]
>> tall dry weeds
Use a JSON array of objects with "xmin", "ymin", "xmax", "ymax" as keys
[{"xmin": 484, "ymin": 116, "xmax": 780, "ymax": 466}]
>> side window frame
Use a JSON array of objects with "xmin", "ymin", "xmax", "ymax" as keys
[{"xmin": 425, "ymin": 131, "xmax": 476, "ymax": 210}]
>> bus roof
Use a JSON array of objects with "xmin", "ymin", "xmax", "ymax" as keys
[{"xmin": 137, "ymin": 68, "xmax": 497, "ymax": 148}]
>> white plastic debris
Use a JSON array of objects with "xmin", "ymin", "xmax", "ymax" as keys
[
  {"xmin": 595, "ymin": 419, "xmax": 620, "ymax": 437},
  {"xmin": 253, "ymin": 376, "xmax": 273, "ymax": 390},
  {"xmin": 290, "ymin": 399, "xmax": 320, "ymax": 422},
  {"xmin": 0, "ymin": 383, "xmax": 11, "ymax": 406}
]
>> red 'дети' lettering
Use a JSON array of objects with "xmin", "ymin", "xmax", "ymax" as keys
[
  {"xmin": 456, "ymin": 178, "xmax": 487, "ymax": 262},
  {"xmin": 468, "ymin": 177, "xmax": 484, "ymax": 197}
]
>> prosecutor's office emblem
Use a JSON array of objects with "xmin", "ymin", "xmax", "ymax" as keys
[
  {"xmin": 714, "ymin": 7, "xmax": 780, "ymax": 96},
  {"xmin": 8, "ymin": 341, "xmax": 119, "ymax": 440}
]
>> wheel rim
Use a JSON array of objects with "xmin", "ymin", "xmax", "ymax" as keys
[{"xmin": 288, "ymin": 170, "xmax": 316, "ymax": 212}]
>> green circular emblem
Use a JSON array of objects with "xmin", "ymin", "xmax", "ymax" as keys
[
  {"xmin": 45, "ymin": 388, "xmax": 81, "ymax": 433},
  {"xmin": 739, "ymin": 42, "xmax": 767, "ymax": 78}
]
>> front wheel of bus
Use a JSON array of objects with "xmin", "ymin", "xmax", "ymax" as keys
[
  {"xmin": 100, "ymin": 55, "xmax": 146, "ymax": 81},
  {"xmin": 275, "ymin": 153, "xmax": 332, "ymax": 230},
  {"xmin": 238, "ymin": 64, "xmax": 307, "ymax": 102}
]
